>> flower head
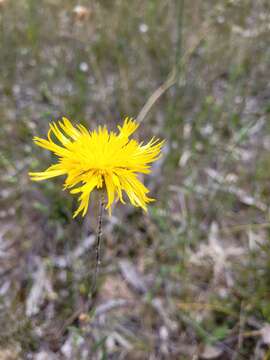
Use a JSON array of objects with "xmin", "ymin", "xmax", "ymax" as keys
[{"xmin": 29, "ymin": 117, "xmax": 164, "ymax": 217}]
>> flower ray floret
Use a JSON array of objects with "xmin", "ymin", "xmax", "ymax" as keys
[{"xmin": 29, "ymin": 117, "xmax": 164, "ymax": 217}]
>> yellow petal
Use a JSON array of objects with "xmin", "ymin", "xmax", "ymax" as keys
[{"xmin": 29, "ymin": 117, "xmax": 164, "ymax": 217}]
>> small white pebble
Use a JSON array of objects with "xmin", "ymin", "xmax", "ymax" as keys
[
  {"xmin": 217, "ymin": 15, "xmax": 225, "ymax": 24},
  {"xmin": 139, "ymin": 23, "xmax": 148, "ymax": 33},
  {"xmin": 79, "ymin": 62, "xmax": 89, "ymax": 72},
  {"xmin": 159, "ymin": 326, "xmax": 169, "ymax": 341}
]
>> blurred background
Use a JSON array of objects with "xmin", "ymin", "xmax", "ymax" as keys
[{"xmin": 1, "ymin": 0, "xmax": 270, "ymax": 359}]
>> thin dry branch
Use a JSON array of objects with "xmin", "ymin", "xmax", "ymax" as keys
[{"xmin": 137, "ymin": 24, "xmax": 210, "ymax": 123}]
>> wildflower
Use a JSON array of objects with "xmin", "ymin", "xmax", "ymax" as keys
[{"xmin": 29, "ymin": 117, "xmax": 164, "ymax": 217}]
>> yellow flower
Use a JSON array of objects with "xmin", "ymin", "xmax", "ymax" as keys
[{"xmin": 29, "ymin": 117, "xmax": 164, "ymax": 217}]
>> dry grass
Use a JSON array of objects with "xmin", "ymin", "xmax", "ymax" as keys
[{"xmin": 1, "ymin": 0, "xmax": 270, "ymax": 359}]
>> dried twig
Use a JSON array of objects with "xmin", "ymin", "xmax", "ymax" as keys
[
  {"xmin": 232, "ymin": 302, "xmax": 245, "ymax": 360},
  {"xmin": 95, "ymin": 299, "xmax": 130, "ymax": 317},
  {"xmin": 137, "ymin": 23, "xmax": 210, "ymax": 123},
  {"xmin": 119, "ymin": 259, "xmax": 147, "ymax": 294}
]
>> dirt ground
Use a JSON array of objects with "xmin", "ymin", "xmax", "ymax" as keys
[{"xmin": 1, "ymin": 1, "xmax": 270, "ymax": 359}]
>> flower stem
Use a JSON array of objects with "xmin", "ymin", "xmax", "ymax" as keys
[{"xmin": 91, "ymin": 192, "xmax": 104, "ymax": 296}]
